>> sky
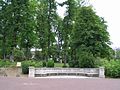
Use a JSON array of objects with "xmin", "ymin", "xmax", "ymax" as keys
[{"xmin": 57, "ymin": 0, "xmax": 120, "ymax": 49}]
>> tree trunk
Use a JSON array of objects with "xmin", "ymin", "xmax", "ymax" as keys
[{"xmin": 2, "ymin": 33, "xmax": 6, "ymax": 60}]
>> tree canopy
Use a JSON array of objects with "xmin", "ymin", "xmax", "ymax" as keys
[{"xmin": 0, "ymin": 0, "xmax": 113, "ymax": 65}]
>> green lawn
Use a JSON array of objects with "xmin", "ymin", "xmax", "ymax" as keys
[
  {"xmin": 54, "ymin": 63, "xmax": 64, "ymax": 67},
  {"xmin": 54, "ymin": 63, "xmax": 69, "ymax": 67}
]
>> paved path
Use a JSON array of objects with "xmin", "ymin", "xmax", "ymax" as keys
[{"xmin": 0, "ymin": 77, "xmax": 120, "ymax": 90}]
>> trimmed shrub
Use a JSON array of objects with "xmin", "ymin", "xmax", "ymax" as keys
[
  {"xmin": 21, "ymin": 61, "xmax": 30, "ymax": 74},
  {"xmin": 47, "ymin": 60, "xmax": 54, "ymax": 67}
]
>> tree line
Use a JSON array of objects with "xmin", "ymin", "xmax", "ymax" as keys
[{"xmin": 0, "ymin": 0, "xmax": 113, "ymax": 66}]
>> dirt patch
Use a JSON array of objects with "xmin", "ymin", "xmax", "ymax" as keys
[{"xmin": 0, "ymin": 67, "xmax": 28, "ymax": 78}]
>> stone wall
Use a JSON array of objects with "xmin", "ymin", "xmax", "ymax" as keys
[{"xmin": 29, "ymin": 67, "xmax": 105, "ymax": 78}]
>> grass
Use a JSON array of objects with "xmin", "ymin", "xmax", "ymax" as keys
[
  {"xmin": 54, "ymin": 63, "xmax": 64, "ymax": 67},
  {"xmin": 55, "ymin": 63, "xmax": 69, "ymax": 67},
  {"xmin": 0, "ymin": 60, "xmax": 16, "ymax": 68}
]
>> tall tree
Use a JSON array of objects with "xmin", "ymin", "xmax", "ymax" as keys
[
  {"xmin": 55, "ymin": 16, "xmax": 63, "ymax": 62},
  {"xmin": 0, "ymin": 0, "xmax": 12, "ymax": 60},
  {"xmin": 36, "ymin": 0, "xmax": 57, "ymax": 61},
  {"xmin": 19, "ymin": 0, "xmax": 37, "ymax": 59},
  {"xmin": 47, "ymin": 0, "xmax": 57, "ymax": 60},
  {"xmin": 8, "ymin": 0, "xmax": 27, "ymax": 60},
  {"xmin": 0, "ymin": 0, "xmax": 37, "ymax": 60},
  {"xmin": 62, "ymin": 0, "xmax": 76, "ymax": 65},
  {"xmin": 72, "ymin": 6, "xmax": 112, "ymax": 60},
  {"xmin": 36, "ymin": 0, "xmax": 49, "ymax": 60}
]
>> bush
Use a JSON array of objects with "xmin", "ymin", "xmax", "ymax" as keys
[
  {"xmin": 21, "ymin": 60, "xmax": 42, "ymax": 74},
  {"xmin": 103, "ymin": 60, "xmax": 120, "ymax": 78},
  {"xmin": 21, "ymin": 61, "xmax": 30, "ymax": 74},
  {"xmin": 34, "ymin": 51, "xmax": 42, "ymax": 60},
  {"xmin": 0, "ymin": 60, "xmax": 15, "ymax": 67},
  {"xmin": 47, "ymin": 60, "xmax": 54, "ymax": 67},
  {"xmin": 68, "ymin": 60, "xmax": 79, "ymax": 68},
  {"xmin": 14, "ymin": 48, "xmax": 25, "ymax": 61},
  {"xmin": 62, "ymin": 64, "xmax": 68, "ymax": 68},
  {"xmin": 42, "ymin": 61, "xmax": 46, "ymax": 67},
  {"xmin": 78, "ymin": 52, "xmax": 96, "ymax": 68}
]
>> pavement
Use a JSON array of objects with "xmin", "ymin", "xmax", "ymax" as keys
[
  {"xmin": 0, "ymin": 76, "xmax": 120, "ymax": 90},
  {"xmin": 36, "ymin": 76, "xmax": 92, "ymax": 79}
]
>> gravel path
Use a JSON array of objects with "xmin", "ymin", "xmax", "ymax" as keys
[{"xmin": 0, "ymin": 77, "xmax": 120, "ymax": 90}]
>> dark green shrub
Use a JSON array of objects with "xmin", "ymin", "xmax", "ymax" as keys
[
  {"xmin": 68, "ymin": 60, "xmax": 79, "ymax": 68},
  {"xmin": 34, "ymin": 51, "xmax": 42, "ymax": 60},
  {"xmin": 62, "ymin": 64, "xmax": 68, "ymax": 68},
  {"xmin": 78, "ymin": 52, "xmax": 96, "ymax": 68},
  {"xmin": 42, "ymin": 61, "xmax": 46, "ymax": 67},
  {"xmin": 34, "ymin": 61, "xmax": 42, "ymax": 67},
  {"xmin": 21, "ymin": 61, "xmax": 30, "ymax": 74},
  {"xmin": 21, "ymin": 60, "xmax": 42, "ymax": 74},
  {"xmin": 47, "ymin": 60, "xmax": 54, "ymax": 67},
  {"xmin": 68, "ymin": 60, "xmax": 73, "ymax": 67}
]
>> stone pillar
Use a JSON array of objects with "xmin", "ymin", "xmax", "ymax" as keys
[
  {"xmin": 99, "ymin": 67, "xmax": 105, "ymax": 78},
  {"xmin": 29, "ymin": 67, "xmax": 35, "ymax": 77}
]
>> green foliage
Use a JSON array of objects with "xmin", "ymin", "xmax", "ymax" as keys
[
  {"xmin": 47, "ymin": 60, "xmax": 54, "ymax": 67},
  {"xmin": 0, "ymin": 0, "xmax": 37, "ymax": 60},
  {"xmin": 21, "ymin": 61, "xmax": 29, "ymax": 74},
  {"xmin": 13, "ymin": 48, "xmax": 25, "ymax": 61},
  {"xmin": 72, "ymin": 6, "xmax": 112, "ymax": 59},
  {"xmin": 102, "ymin": 60, "xmax": 120, "ymax": 78},
  {"xmin": 0, "ymin": 0, "xmax": 12, "ymax": 60},
  {"xmin": 21, "ymin": 60, "xmax": 42, "ymax": 74},
  {"xmin": 0, "ymin": 0, "xmax": 112, "ymax": 64},
  {"xmin": 62, "ymin": 0, "xmax": 76, "ymax": 66},
  {"xmin": 68, "ymin": 60, "xmax": 79, "ymax": 68},
  {"xmin": 35, "ymin": 0, "xmax": 57, "ymax": 61},
  {"xmin": 62, "ymin": 64, "xmax": 68, "ymax": 68},
  {"xmin": 42, "ymin": 61, "xmax": 46, "ymax": 67},
  {"xmin": 54, "ymin": 63, "xmax": 64, "ymax": 67},
  {"xmin": 34, "ymin": 51, "xmax": 42, "ymax": 60},
  {"xmin": 0, "ymin": 60, "xmax": 16, "ymax": 67},
  {"xmin": 78, "ymin": 52, "xmax": 96, "ymax": 68}
]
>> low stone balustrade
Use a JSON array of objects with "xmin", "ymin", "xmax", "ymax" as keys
[{"xmin": 29, "ymin": 67, "xmax": 105, "ymax": 78}]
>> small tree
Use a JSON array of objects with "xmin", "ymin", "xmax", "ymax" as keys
[{"xmin": 13, "ymin": 48, "xmax": 25, "ymax": 61}]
